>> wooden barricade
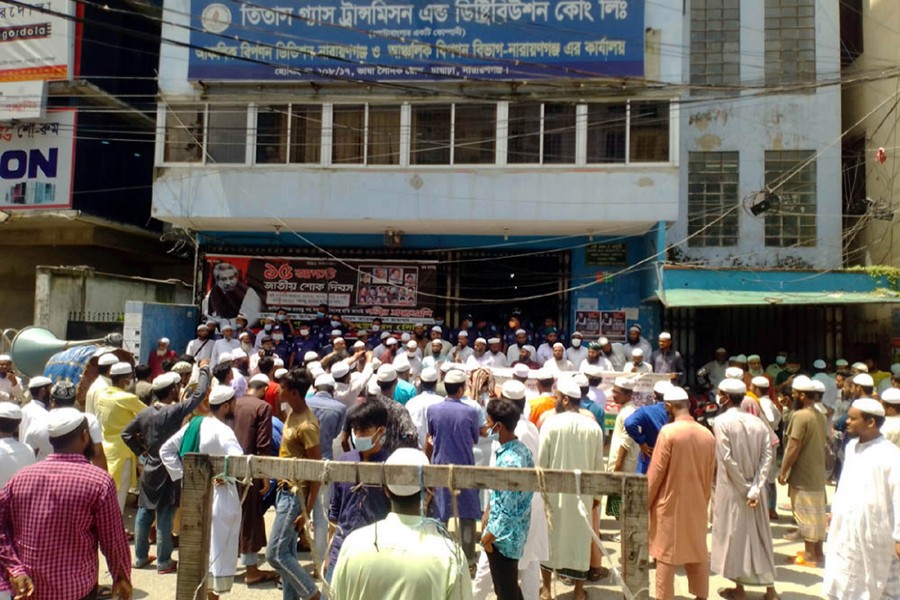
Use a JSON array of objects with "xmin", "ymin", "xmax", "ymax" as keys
[{"xmin": 175, "ymin": 454, "xmax": 649, "ymax": 600}]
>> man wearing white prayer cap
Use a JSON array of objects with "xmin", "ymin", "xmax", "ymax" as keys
[
  {"xmin": 880, "ymin": 387, "xmax": 900, "ymax": 448},
  {"xmin": 19, "ymin": 375, "xmax": 53, "ymax": 448},
  {"xmin": 625, "ymin": 381, "xmax": 672, "ymax": 475},
  {"xmin": 0, "ymin": 353, "xmax": 23, "ymax": 402},
  {"xmin": 160, "ymin": 384, "xmax": 243, "ymax": 597},
  {"xmin": 566, "ymin": 331, "xmax": 588, "ymax": 371},
  {"xmin": 543, "ymin": 342, "xmax": 575, "ymax": 373},
  {"xmin": 823, "ymin": 396, "xmax": 900, "ymax": 600},
  {"xmin": 699, "ymin": 347, "xmax": 729, "ymax": 389},
  {"xmin": 624, "ymin": 347, "xmax": 652, "ymax": 374},
  {"xmin": 851, "ymin": 372, "xmax": 876, "ymax": 399},
  {"xmin": 85, "ymin": 352, "xmax": 119, "ymax": 416},
  {"xmin": 448, "ymin": 330, "xmax": 474, "ymax": 364},
  {"xmin": 483, "ymin": 337, "xmax": 507, "ymax": 368},
  {"xmin": 651, "ymin": 332, "xmax": 686, "ymax": 387},
  {"xmin": 506, "ymin": 328, "xmax": 531, "ymax": 366},
  {"xmin": 811, "ymin": 359, "xmax": 838, "ymax": 413},
  {"xmin": 405, "ymin": 367, "xmax": 444, "ymax": 451},
  {"xmin": 607, "ymin": 375, "xmax": 639, "ymax": 518},
  {"xmin": 150, "ymin": 337, "xmax": 177, "ymax": 378},
  {"xmin": 210, "ymin": 323, "xmax": 240, "ymax": 371},
  {"xmin": 0, "ymin": 401, "xmax": 34, "ymax": 487}
]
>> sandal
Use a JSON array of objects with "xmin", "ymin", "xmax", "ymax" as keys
[
  {"xmin": 245, "ymin": 570, "xmax": 279, "ymax": 586},
  {"xmin": 717, "ymin": 588, "xmax": 743, "ymax": 600},
  {"xmin": 586, "ymin": 566, "xmax": 610, "ymax": 581},
  {"xmin": 96, "ymin": 585, "xmax": 113, "ymax": 599}
]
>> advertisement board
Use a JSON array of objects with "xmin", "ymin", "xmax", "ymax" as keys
[
  {"xmin": 0, "ymin": 109, "xmax": 75, "ymax": 208},
  {"xmin": 0, "ymin": 0, "xmax": 74, "ymax": 82},
  {"xmin": 202, "ymin": 254, "xmax": 439, "ymax": 329},
  {"xmin": 188, "ymin": 0, "xmax": 644, "ymax": 81}
]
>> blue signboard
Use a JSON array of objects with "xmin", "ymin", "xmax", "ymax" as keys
[{"xmin": 188, "ymin": 0, "xmax": 644, "ymax": 81}]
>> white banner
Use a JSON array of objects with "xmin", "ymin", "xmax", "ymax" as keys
[
  {"xmin": 0, "ymin": 0, "xmax": 74, "ymax": 82},
  {"xmin": 0, "ymin": 109, "xmax": 74, "ymax": 208},
  {"xmin": 0, "ymin": 79, "xmax": 46, "ymax": 119}
]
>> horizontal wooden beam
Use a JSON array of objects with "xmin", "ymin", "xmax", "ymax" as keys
[{"xmin": 202, "ymin": 454, "xmax": 646, "ymax": 497}]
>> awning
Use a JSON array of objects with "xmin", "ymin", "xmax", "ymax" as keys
[{"xmin": 659, "ymin": 288, "xmax": 900, "ymax": 308}]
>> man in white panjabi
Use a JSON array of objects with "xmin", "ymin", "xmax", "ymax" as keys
[
  {"xmin": 881, "ymin": 388, "xmax": 900, "ymax": 448},
  {"xmin": 823, "ymin": 397, "xmax": 900, "ymax": 600},
  {"xmin": 85, "ymin": 353, "xmax": 118, "ymax": 416},
  {"xmin": 710, "ymin": 378, "xmax": 778, "ymax": 600},
  {"xmin": 160, "ymin": 385, "xmax": 244, "ymax": 599}
]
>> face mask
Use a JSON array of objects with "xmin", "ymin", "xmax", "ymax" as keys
[
  {"xmin": 300, "ymin": 329, "xmax": 309, "ymax": 337},
  {"xmin": 352, "ymin": 429, "xmax": 381, "ymax": 452},
  {"xmin": 776, "ymin": 356, "xmax": 786, "ymax": 366},
  {"xmin": 316, "ymin": 312, "xmax": 325, "ymax": 319},
  {"xmin": 331, "ymin": 320, "xmax": 341, "ymax": 328},
  {"xmin": 277, "ymin": 314, "xmax": 285, "ymax": 321},
  {"xmin": 572, "ymin": 339, "xmax": 581, "ymax": 348},
  {"xmin": 372, "ymin": 325, "xmax": 381, "ymax": 332},
  {"xmin": 264, "ymin": 324, "xmax": 272, "ymax": 332},
  {"xmin": 273, "ymin": 335, "xmax": 284, "ymax": 342},
  {"xmin": 487, "ymin": 424, "xmax": 500, "ymax": 443}
]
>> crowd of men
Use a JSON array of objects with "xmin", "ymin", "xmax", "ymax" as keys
[{"xmin": 0, "ymin": 309, "xmax": 898, "ymax": 600}]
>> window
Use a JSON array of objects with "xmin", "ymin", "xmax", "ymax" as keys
[
  {"xmin": 454, "ymin": 104, "xmax": 496, "ymax": 164},
  {"xmin": 587, "ymin": 103, "xmax": 626, "ymax": 163},
  {"xmin": 690, "ymin": 0, "xmax": 740, "ymax": 89},
  {"xmin": 332, "ymin": 105, "xmax": 365, "ymax": 164},
  {"xmin": 630, "ymin": 101, "xmax": 669, "ymax": 162},
  {"xmin": 688, "ymin": 152, "xmax": 739, "ymax": 247},
  {"xmin": 256, "ymin": 105, "xmax": 288, "ymax": 163},
  {"xmin": 164, "ymin": 105, "xmax": 205, "ymax": 163},
  {"xmin": 839, "ymin": 0, "xmax": 863, "ymax": 66},
  {"xmin": 411, "ymin": 105, "xmax": 451, "ymax": 165},
  {"xmin": 367, "ymin": 105, "xmax": 401, "ymax": 165},
  {"xmin": 765, "ymin": 150, "xmax": 817, "ymax": 247},
  {"xmin": 543, "ymin": 104, "xmax": 576, "ymax": 164},
  {"xmin": 289, "ymin": 105, "xmax": 322, "ymax": 164},
  {"xmin": 206, "ymin": 106, "xmax": 247, "ymax": 164},
  {"xmin": 508, "ymin": 103, "xmax": 541, "ymax": 164},
  {"xmin": 765, "ymin": 0, "xmax": 816, "ymax": 85}
]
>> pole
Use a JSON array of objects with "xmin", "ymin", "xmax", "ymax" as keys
[{"xmin": 175, "ymin": 454, "xmax": 214, "ymax": 600}]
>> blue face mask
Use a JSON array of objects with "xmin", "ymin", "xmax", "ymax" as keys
[
  {"xmin": 331, "ymin": 320, "xmax": 342, "ymax": 328},
  {"xmin": 316, "ymin": 312, "xmax": 325, "ymax": 319},
  {"xmin": 352, "ymin": 428, "xmax": 382, "ymax": 452},
  {"xmin": 487, "ymin": 424, "xmax": 500, "ymax": 443},
  {"xmin": 776, "ymin": 356, "xmax": 786, "ymax": 366}
]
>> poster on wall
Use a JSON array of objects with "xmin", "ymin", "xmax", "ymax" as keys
[
  {"xmin": 600, "ymin": 310, "xmax": 626, "ymax": 342},
  {"xmin": 0, "ymin": 109, "xmax": 75, "ymax": 208},
  {"xmin": 574, "ymin": 310, "xmax": 600, "ymax": 337},
  {"xmin": 202, "ymin": 254, "xmax": 438, "ymax": 329},
  {"xmin": 0, "ymin": 0, "xmax": 74, "ymax": 82}
]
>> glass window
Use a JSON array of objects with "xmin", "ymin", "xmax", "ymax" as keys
[
  {"xmin": 164, "ymin": 105, "xmax": 205, "ymax": 163},
  {"xmin": 687, "ymin": 152, "xmax": 740, "ymax": 247},
  {"xmin": 332, "ymin": 105, "xmax": 365, "ymax": 164},
  {"xmin": 289, "ymin": 105, "xmax": 322, "ymax": 164},
  {"xmin": 454, "ymin": 104, "xmax": 496, "ymax": 164},
  {"xmin": 411, "ymin": 105, "xmax": 451, "ymax": 165},
  {"xmin": 367, "ymin": 105, "xmax": 401, "ymax": 165},
  {"xmin": 507, "ymin": 103, "xmax": 541, "ymax": 164},
  {"xmin": 690, "ymin": 0, "xmax": 741, "ymax": 90},
  {"xmin": 256, "ymin": 105, "xmax": 288, "ymax": 163},
  {"xmin": 765, "ymin": 0, "xmax": 816, "ymax": 85},
  {"xmin": 542, "ymin": 103, "xmax": 576, "ymax": 164},
  {"xmin": 630, "ymin": 101, "xmax": 669, "ymax": 162},
  {"xmin": 586, "ymin": 103, "xmax": 627, "ymax": 163},
  {"xmin": 765, "ymin": 150, "xmax": 817, "ymax": 247},
  {"xmin": 206, "ymin": 105, "xmax": 247, "ymax": 164}
]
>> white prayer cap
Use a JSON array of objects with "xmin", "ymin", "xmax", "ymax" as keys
[
  {"xmin": 414, "ymin": 323, "xmax": 424, "ymax": 328},
  {"xmin": 440, "ymin": 361, "xmax": 455, "ymax": 374},
  {"xmin": 811, "ymin": 379, "xmax": 826, "ymax": 394},
  {"xmin": 813, "ymin": 359, "xmax": 827, "ymax": 370},
  {"xmin": 249, "ymin": 374, "xmax": 270, "ymax": 387},
  {"xmin": 394, "ymin": 358, "xmax": 411, "ymax": 373},
  {"xmin": 303, "ymin": 351, "xmax": 319, "ymax": 363},
  {"xmin": 747, "ymin": 354, "xmax": 760, "ymax": 362},
  {"xmin": 445, "ymin": 370, "xmax": 467, "ymax": 385},
  {"xmin": 220, "ymin": 323, "xmax": 234, "ymax": 332},
  {"xmin": 598, "ymin": 337, "xmax": 609, "ymax": 345},
  {"xmin": 488, "ymin": 337, "xmax": 501, "ymax": 345},
  {"xmin": 159, "ymin": 337, "xmax": 170, "ymax": 345},
  {"xmin": 315, "ymin": 373, "xmax": 335, "ymax": 389},
  {"xmin": 152, "ymin": 372, "xmax": 181, "ymax": 391},
  {"xmin": 513, "ymin": 364, "xmax": 530, "ymax": 378},
  {"xmin": 0, "ymin": 354, "xmax": 10, "ymax": 362},
  {"xmin": 47, "ymin": 407, "xmax": 85, "ymax": 437},
  {"xmin": 334, "ymin": 338, "xmax": 345, "ymax": 346},
  {"xmin": 653, "ymin": 380, "xmax": 673, "ymax": 396},
  {"xmin": 718, "ymin": 378, "xmax": 747, "ymax": 396},
  {"xmin": 353, "ymin": 341, "xmax": 366, "ymax": 350},
  {"xmin": 658, "ymin": 332, "xmax": 672, "ymax": 340},
  {"xmin": 98, "ymin": 353, "xmax": 118, "ymax": 366},
  {"xmin": 734, "ymin": 354, "xmax": 748, "ymax": 364},
  {"xmin": 239, "ymin": 332, "xmax": 252, "ymax": 340},
  {"xmin": 501, "ymin": 380, "xmax": 526, "ymax": 401},
  {"xmin": 209, "ymin": 385, "xmax": 235, "ymax": 406},
  {"xmin": 420, "ymin": 367, "xmax": 438, "ymax": 383},
  {"xmin": 533, "ymin": 369, "xmax": 554, "ymax": 382},
  {"xmin": 331, "ymin": 329, "xmax": 342, "ymax": 336},
  {"xmin": 791, "ymin": 375, "xmax": 817, "ymax": 392},
  {"xmin": 716, "ymin": 347, "xmax": 727, "ymax": 354},
  {"xmin": 376, "ymin": 365, "xmax": 398, "ymax": 383},
  {"xmin": 273, "ymin": 357, "xmax": 285, "ymax": 368},
  {"xmin": 663, "ymin": 387, "xmax": 689, "ymax": 403},
  {"xmin": 573, "ymin": 373, "xmax": 589, "ymax": 388},
  {"xmin": 331, "ymin": 361, "xmax": 350, "ymax": 379},
  {"xmin": 218, "ymin": 352, "xmax": 234, "ymax": 364},
  {"xmin": 614, "ymin": 376, "xmax": 636, "ymax": 391},
  {"xmin": 725, "ymin": 367, "xmax": 744, "ymax": 379},
  {"xmin": 385, "ymin": 448, "xmax": 430, "ymax": 496},
  {"xmin": 852, "ymin": 397, "xmax": 885, "ymax": 417},
  {"xmin": 367, "ymin": 377, "xmax": 381, "ymax": 396},
  {"xmin": 232, "ymin": 348, "xmax": 248, "ymax": 360},
  {"xmin": 431, "ymin": 338, "xmax": 443, "ymax": 347},
  {"xmin": 385, "ymin": 337, "xmax": 398, "ymax": 346},
  {"xmin": 852, "ymin": 362, "xmax": 869, "ymax": 373},
  {"xmin": 891, "ymin": 363, "xmax": 900, "ymax": 376},
  {"xmin": 522, "ymin": 345, "xmax": 536, "ymax": 356},
  {"xmin": 0, "ymin": 402, "xmax": 22, "ymax": 420},
  {"xmin": 172, "ymin": 361, "xmax": 192, "ymax": 374},
  {"xmin": 853, "ymin": 373, "xmax": 875, "ymax": 388},
  {"xmin": 515, "ymin": 328, "xmax": 526, "ymax": 336},
  {"xmin": 582, "ymin": 364, "xmax": 604, "ymax": 378},
  {"xmin": 553, "ymin": 342, "xmax": 565, "ymax": 350},
  {"xmin": 306, "ymin": 361, "xmax": 322, "ymax": 372},
  {"xmin": 380, "ymin": 332, "xmax": 392, "ymax": 340},
  {"xmin": 407, "ymin": 340, "xmax": 418, "ymax": 350},
  {"xmin": 631, "ymin": 348, "xmax": 643, "ymax": 357},
  {"xmin": 274, "ymin": 368, "xmax": 288, "ymax": 379},
  {"xmin": 475, "ymin": 337, "xmax": 487, "ymax": 346},
  {"xmin": 557, "ymin": 377, "xmax": 582, "ymax": 400},
  {"xmin": 356, "ymin": 329, "xmax": 367, "ymax": 336},
  {"xmin": 400, "ymin": 333, "xmax": 411, "ymax": 342},
  {"xmin": 28, "ymin": 376, "xmax": 52, "ymax": 390},
  {"xmin": 196, "ymin": 324, "xmax": 208, "ymax": 332},
  {"xmin": 572, "ymin": 331, "xmax": 584, "ymax": 338},
  {"xmin": 835, "ymin": 359, "xmax": 849, "ymax": 367},
  {"xmin": 457, "ymin": 330, "xmax": 469, "ymax": 338},
  {"xmin": 751, "ymin": 376, "xmax": 770, "ymax": 389},
  {"xmin": 881, "ymin": 388, "xmax": 900, "ymax": 404},
  {"xmin": 431, "ymin": 326, "xmax": 442, "ymax": 333},
  {"xmin": 110, "ymin": 362, "xmax": 133, "ymax": 376}
]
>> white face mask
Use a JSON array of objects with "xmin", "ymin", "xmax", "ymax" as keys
[
  {"xmin": 300, "ymin": 329, "xmax": 309, "ymax": 337},
  {"xmin": 273, "ymin": 335, "xmax": 284, "ymax": 342},
  {"xmin": 572, "ymin": 339, "xmax": 582, "ymax": 348}
]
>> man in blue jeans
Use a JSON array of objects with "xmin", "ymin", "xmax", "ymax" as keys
[
  {"xmin": 122, "ymin": 361, "xmax": 211, "ymax": 573},
  {"xmin": 267, "ymin": 368, "xmax": 323, "ymax": 600}
]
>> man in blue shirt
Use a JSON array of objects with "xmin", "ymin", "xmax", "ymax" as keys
[
  {"xmin": 623, "ymin": 380, "xmax": 673, "ymax": 474},
  {"xmin": 481, "ymin": 398, "xmax": 534, "ymax": 600}
]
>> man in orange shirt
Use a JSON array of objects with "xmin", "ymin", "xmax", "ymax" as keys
[{"xmin": 527, "ymin": 370, "xmax": 556, "ymax": 426}]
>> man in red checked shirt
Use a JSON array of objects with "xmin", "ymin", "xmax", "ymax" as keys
[{"xmin": 0, "ymin": 408, "xmax": 132, "ymax": 600}]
